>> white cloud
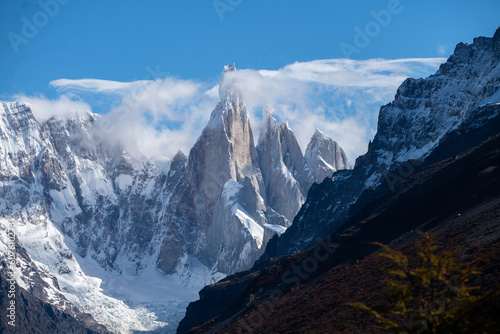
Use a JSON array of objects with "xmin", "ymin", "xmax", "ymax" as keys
[
  {"xmin": 437, "ymin": 45, "xmax": 447, "ymax": 56},
  {"xmin": 266, "ymin": 58, "xmax": 445, "ymax": 87},
  {"xmin": 96, "ymin": 80, "xmax": 218, "ymax": 162},
  {"xmin": 50, "ymin": 78, "xmax": 149, "ymax": 94},
  {"xmin": 23, "ymin": 57, "xmax": 445, "ymax": 163},
  {"xmin": 78, "ymin": 78, "xmax": 219, "ymax": 162},
  {"xmin": 14, "ymin": 94, "xmax": 92, "ymax": 121}
]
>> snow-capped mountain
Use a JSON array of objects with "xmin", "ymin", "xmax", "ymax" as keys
[
  {"xmin": 263, "ymin": 27, "xmax": 500, "ymax": 257},
  {"xmin": 0, "ymin": 65, "xmax": 351, "ymax": 332},
  {"xmin": 0, "ymin": 101, "xmax": 178, "ymax": 333}
]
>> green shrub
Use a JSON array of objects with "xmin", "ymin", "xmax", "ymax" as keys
[{"xmin": 349, "ymin": 232, "xmax": 500, "ymax": 333}]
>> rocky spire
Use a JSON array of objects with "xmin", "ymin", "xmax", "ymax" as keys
[
  {"xmin": 256, "ymin": 106, "xmax": 304, "ymax": 222},
  {"xmin": 305, "ymin": 129, "xmax": 353, "ymax": 183},
  {"xmin": 218, "ymin": 62, "xmax": 241, "ymax": 102},
  {"xmin": 180, "ymin": 64, "xmax": 267, "ymax": 274}
]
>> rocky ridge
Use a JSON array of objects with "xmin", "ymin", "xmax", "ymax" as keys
[{"xmin": 263, "ymin": 27, "xmax": 500, "ymax": 257}]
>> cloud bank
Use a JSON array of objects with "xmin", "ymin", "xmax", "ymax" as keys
[
  {"xmin": 15, "ymin": 57, "xmax": 445, "ymax": 163},
  {"xmin": 14, "ymin": 94, "xmax": 92, "ymax": 121}
]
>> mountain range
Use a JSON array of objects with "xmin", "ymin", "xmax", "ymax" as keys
[
  {"xmin": 1, "ymin": 28, "xmax": 500, "ymax": 334},
  {"xmin": 0, "ymin": 64, "xmax": 350, "ymax": 332}
]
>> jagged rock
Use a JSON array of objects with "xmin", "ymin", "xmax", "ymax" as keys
[
  {"xmin": 256, "ymin": 106, "xmax": 304, "ymax": 222},
  {"xmin": 279, "ymin": 121, "xmax": 315, "ymax": 194},
  {"xmin": 305, "ymin": 129, "xmax": 353, "ymax": 183}
]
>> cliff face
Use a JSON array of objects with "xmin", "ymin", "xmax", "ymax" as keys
[
  {"xmin": 178, "ymin": 81, "xmax": 269, "ymax": 274},
  {"xmin": 257, "ymin": 107, "xmax": 306, "ymax": 223}
]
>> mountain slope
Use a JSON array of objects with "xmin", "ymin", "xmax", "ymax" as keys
[
  {"xmin": 0, "ymin": 265, "xmax": 111, "ymax": 334},
  {"xmin": 0, "ymin": 101, "xmax": 176, "ymax": 332},
  {"xmin": 263, "ymin": 27, "xmax": 500, "ymax": 257}
]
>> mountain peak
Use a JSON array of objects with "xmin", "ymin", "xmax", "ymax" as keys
[
  {"xmin": 224, "ymin": 62, "xmax": 236, "ymax": 72},
  {"xmin": 263, "ymin": 105, "xmax": 273, "ymax": 118},
  {"xmin": 219, "ymin": 63, "xmax": 242, "ymax": 102},
  {"xmin": 1, "ymin": 101, "xmax": 33, "ymax": 117},
  {"xmin": 279, "ymin": 120, "xmax": 291, "ymax": 130},
  {"xmin": 258, "ymin": 106, "xmax": 279, "ymax": 147},
  {"xmin": 494, "ymin": 26, "xmax": 500, "ymax": 41},
  {"xmin": 312, "ymin": 128, "xmax": 328, "ymax": 140},
  {"xmin": 305, "ymin": 130, "xmax": 352, "ymax": 182},
  {"xmin": 172, "ymin": 149, "xmax": 186, "ymax": 162}
]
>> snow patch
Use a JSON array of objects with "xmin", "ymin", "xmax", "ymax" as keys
[
  {"xmin": 116, "ymin": 174, "xmax": 133, "ymax": 191},
  {"xmin": 480, "ymin": 87, "xmax": 500, "ymax": 106},
  {"xmin": 232, "ymin": 204, "xmax": 264, "ymax": 248},
  {"xmin": 263, "ymin": 223, "xmax": 287, "ymax": 235},
  {"xmin": 222, "ymin": 180, "xmax": 243, "ymax": 207},
  {"xmin": 75, "ymin": 158, "xmax": 117, "ymax": 205}
]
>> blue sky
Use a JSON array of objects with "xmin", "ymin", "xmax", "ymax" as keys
[
  {"xmin": 1, "ymin": 0, "xmax": 498, "ymax": 161},
  {"xmin": 2, "ymin": 0, "xmax": 498, "ymax": 97}
]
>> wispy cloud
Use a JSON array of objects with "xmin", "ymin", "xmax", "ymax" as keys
[
  {"xmin": 96, "ymin": 79, "xmax": 218, "ymax": 162},
  {"xmin": 437, "ymin": 45, "xmax": 447, "ymax": 56},
  {"xmin": 48, "ymin": 77, "xmax": 219, "ymax": 162},
  {"xmin": 51, "ymin": 78, "xmax": 149, "ymax": 94},
  {"xmin": 18, "ymin": 57, "xmax": 445, "ymax": 163}
]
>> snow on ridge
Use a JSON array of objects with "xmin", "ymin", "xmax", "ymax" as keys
[
  {"xmin": 233, "ymin": 204, "xmax": 264, "ymax": 249},
  {"xmin": 2, "ymin": 213, "xmax": 167, "ymax": 334},
  {"xmin": 263, "ymin": 223, "xmax": 287, "ymax": 235}
]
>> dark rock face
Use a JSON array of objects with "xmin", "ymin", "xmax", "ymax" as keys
[
  {"xmin": 176, "ymin": 267, "xmax": 259, "ymax": 334},
  {"xmin": 176, "ymin": 255, "xmax": 300, "ymax": 334},
  {"xmin": 263, "ymin": 27, "xmax": 500, "ymax": 257}
]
